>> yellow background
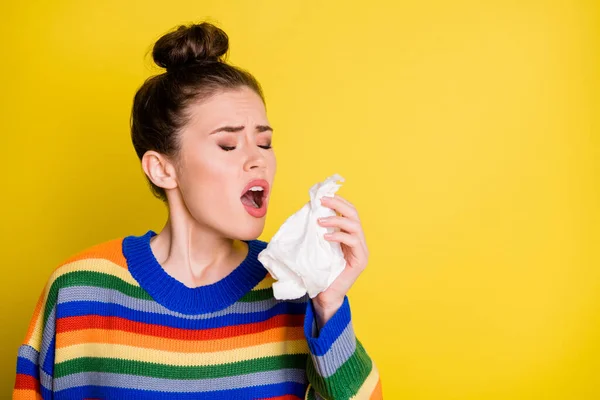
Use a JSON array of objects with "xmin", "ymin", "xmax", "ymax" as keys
[{"xmin": 1, "ymin": 0, "xmax": 599, "ymax": 398}]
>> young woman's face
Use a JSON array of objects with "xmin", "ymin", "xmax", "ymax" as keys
[{"xmin": 174, "ymin": 86, "xmax": 276, "ymax": 240}]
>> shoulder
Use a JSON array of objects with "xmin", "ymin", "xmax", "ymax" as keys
[
  {"xmin": 63, "ymin": 236, "xmax": 127, "ymax": 267},
  {"xmin": 44, "ymin": 235, "xmax": 130, "ymax": 291}
]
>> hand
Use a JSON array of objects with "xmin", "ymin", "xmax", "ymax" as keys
[{"xmin": 313, "ymin": 194, "xmax": 369, "ymax": 327}]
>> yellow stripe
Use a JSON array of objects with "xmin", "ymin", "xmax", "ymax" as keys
[
  {"xmin": 350, "ymin": 362, "xmax": 381, "ymax": 399},
  {"xmin": 55, "ymin": 339, "xmax": 310, "ymax": 365},
  {"xmin": 25, "ymin": 258, "xmax": 138, "ymax": 348},
  {"xmin": 252, "ymin": 274, "xmax": 276, "ymax": 290},
  {"xmin": 26, "ymin": 322, "xmax": 45, "ymax": 350}
]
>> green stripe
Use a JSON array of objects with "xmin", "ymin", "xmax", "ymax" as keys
[
  {"xmin": 55, "ymin": 354, "xmax": 307, "ymax": 379},
  {"xmin": 306, "ymin": 339, "xmax": 372, "ymax": 399},
  {"xmin": 306, "ymin": 386, "xmax": 317, "ymax": 400},
  {"xmin": 238, "ymin": 287, "xmax": 273, "ymax": 302},
  {"xmin": 44, "ymin": 271, "xmax": 151, "ymax": 324}
]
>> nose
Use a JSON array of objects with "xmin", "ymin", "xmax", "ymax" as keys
[{"xmin": 242, "ymin": 144, "xmax": 267, "ymax": 172}]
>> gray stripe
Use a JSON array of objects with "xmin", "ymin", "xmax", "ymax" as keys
[
  {"xmin": 310, "ymin": 323, "xmax": 357, "ymax": 378},
  {"xmin": 17, "ymin": 344, "xmax": 40, "ymax": 364},
  {"xmin": 57, "ymin": 286, "xmax": 304, "ymax": 319},
  {"xmin": 54, "ymin": 368, "xmax": 307, "ymax": 392},
  {"xmin": 40, "ymin": 369, "xmax": 53, "ymax": 393}
]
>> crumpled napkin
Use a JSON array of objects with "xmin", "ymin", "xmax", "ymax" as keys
[{"xmin": 258, "ymin": 174, "xmax": 347, "ymax": 300}]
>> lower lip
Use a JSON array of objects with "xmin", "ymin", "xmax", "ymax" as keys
[{"xmin": 242, "ymin": 199, "xmax": 267, "ymax": 218}]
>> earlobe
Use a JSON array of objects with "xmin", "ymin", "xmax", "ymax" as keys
[{"xmin": 141, "ymin": 151, "xmax": 178, "ymax": 190}]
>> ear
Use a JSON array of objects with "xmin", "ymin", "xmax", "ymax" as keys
[{"xmin": 141, "ymin": 150, "xmax": 178, "ymax": 191}]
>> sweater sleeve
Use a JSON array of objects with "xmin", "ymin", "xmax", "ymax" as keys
[
  {"xmin": 303, "ymin": 296, "xmax": 383, "ymax": 400},
  {"xmin": 13, "ymin": 276, "xmax": 58, "ymax": 400}
]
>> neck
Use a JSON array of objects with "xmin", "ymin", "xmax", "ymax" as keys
[
  {"xmin": 122, "ymin": 230, "xmax": 268, "ymax": 314},
  {"xmin": 150, "ymin": 212, "xmax": 248, "ymax": 289}
]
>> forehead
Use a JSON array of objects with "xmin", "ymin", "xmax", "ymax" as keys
[{"xmin": 186, "ymin": 87, "xmax": 267, "ymax": 129}]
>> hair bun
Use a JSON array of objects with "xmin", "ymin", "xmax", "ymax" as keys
[{"xmin": 153, "ymin": 23, "xmax": 229, "ymax": 71}]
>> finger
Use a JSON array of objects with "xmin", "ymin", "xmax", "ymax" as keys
[
  {"xmin": 321, "ymin": 196, "xmax": 359, "ymax": 220},
  {"xmin": 333, "ymin": 194, "xmax": 355, "ymax": 209},
  {"xmin": 331, "ymin": 195, "xmax": 358, "ymax": 218},
  {"xmin": 318, "ymin": 216, "xmax": 362, "ymax": 234},
  {"xmin": 323, "ymin": 231, "xmax": 361, "ymax": 248}
]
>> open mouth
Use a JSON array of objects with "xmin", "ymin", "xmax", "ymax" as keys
[{"xmin": 240, "ymin": 186, "xmax": 265, "ymax": 209}]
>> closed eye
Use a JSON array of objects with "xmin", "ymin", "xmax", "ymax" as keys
[{"xmin": 220, "ymin": 144, "xmax": 272, "ymax": 151}]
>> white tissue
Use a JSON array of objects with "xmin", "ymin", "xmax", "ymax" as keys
[{"xmin": 258, "ymin": 174, "xmax": 347, "ymax": 300}]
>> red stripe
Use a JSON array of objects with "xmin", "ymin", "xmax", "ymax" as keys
[
  {"xmin": 56, "ymin": 313, "xmax": 304, "ymax": 340},
  {"xmin": 14, "ymin": 373, "xmax": 40, "ymax": 391},
  {"xmin": 256, "ymin": 396, "xmax": 303, "ymax": 400}
]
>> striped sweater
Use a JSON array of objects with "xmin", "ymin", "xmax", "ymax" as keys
[{"xmin": 13, "ymin": 230, "xmax": 382, "ymax": 399}]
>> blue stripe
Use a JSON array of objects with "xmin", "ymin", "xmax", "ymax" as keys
[
  {"xmin": 42, "ymin": 336, "xmax": 55, "ymax": 376},
  {"xmin": 54, "ymin": 381, "xmax": 307, "ymax": 399},
  {"xmin": 56, "ymin": 300, "xmax": 306, "ymax": 329},
  {"xmin": 42, "ymin": 385, "xmax": 53, "ymax": 400},
  {"xmin": 16, "ymin": 357, "xmax": 39, "ymax": 378},
  {"xmin": 304, "ymin": 296, "xmax": 352, "ymax": 356}
]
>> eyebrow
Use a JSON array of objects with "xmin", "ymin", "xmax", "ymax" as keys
[{"xmin": 209, "ymin": 125, "xmax": 273, "ymax": 135}]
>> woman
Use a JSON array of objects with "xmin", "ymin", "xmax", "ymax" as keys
[{"xmin": 13, "ymin": 22, "xmax": 382, "ymax": 399}]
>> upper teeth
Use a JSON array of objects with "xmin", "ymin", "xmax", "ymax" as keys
[{"xmin": 249, "ymin": 186, "xmax": 264, "ymax": 191}]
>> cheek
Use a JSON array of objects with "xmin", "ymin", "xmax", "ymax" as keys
[
  {"xmin": 269, "ymin": 153, "xmax": 277, "ymax": 175},
  {"xmin": 178, "ymin": 150, "xmax": 238, "ymax": 201},
  {"xmin": 181, "ymin": 156, "xmax": 227, "ymax": 188}
]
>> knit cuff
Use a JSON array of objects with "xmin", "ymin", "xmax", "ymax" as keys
[
  {"xmin": 304, "ymin": 296, "xmax": 375, "ymax": 399},
  {"xmin": 304, "ymin": 296, "xmax": 351, "ymax": 356}
]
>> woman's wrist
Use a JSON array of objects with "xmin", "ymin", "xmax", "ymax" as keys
[{"xmin": 312, "ymin": 297, "xmax": 345, "ymax": 329}]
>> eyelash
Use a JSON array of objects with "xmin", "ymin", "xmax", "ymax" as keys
[{"xmin": 220, "ymin": 144, "xmax": 272, "ymax": 151}]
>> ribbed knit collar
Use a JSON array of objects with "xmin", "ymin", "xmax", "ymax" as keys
[{"xmin": 122, "ymin": 230, "xmax": 268, "ymax": 315}]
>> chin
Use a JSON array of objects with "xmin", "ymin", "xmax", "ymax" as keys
[{"xmin": 231, "ymin": 219, "xmax": 266, "ymax": 241}]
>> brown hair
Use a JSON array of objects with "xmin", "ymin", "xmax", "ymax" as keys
[{"xmin": 130, "ymin": 22, "xmax": 265, "ymax": 202}]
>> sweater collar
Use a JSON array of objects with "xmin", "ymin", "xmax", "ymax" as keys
[{"xmin": 122, "ymin": 230, "xmax": 268, "ymax": 314}]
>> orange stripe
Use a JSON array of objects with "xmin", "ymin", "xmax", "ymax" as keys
[
  {"xmin": 57, "ymin": 325, "xmax": 305, "ymax": 352},
  {"xmin": 63, "ymin": 237, "xmax": 127, "ymax": 268},
  {"xmin": 12, "ymin": 389, "xmax": 43, "ymax": 400},
  {"xmin": 370, "ymin": 379, "xmax": 383, "ymax": 400}
]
